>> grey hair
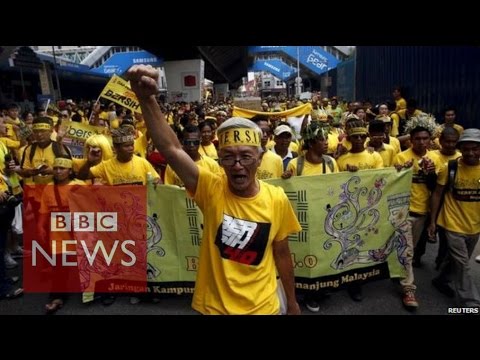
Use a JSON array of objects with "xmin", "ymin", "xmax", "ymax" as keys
[{"xmin": 217, "ymin": 117, "xmax": 264, "ymax": 154}]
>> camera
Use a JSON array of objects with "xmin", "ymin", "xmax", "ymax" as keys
[{"xmin": 5, "ymin": 191, "xmax": 22, "ymax": 207}]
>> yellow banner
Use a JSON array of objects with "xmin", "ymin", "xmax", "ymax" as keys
[
  {"xmin": 59, "ymin": 120, "xmax": 111, "ymax": 158},
  {"xmin": 100, "ymin": 75, "xmax": 142, "ymax": 114},
  {"xmin": 232, "ymin": 103, "xmax": 312, "ymax": 119}
]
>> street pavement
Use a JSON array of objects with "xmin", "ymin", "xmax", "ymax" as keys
[{"xmin": 1, "ymin": 240, "xmax": 479, "ymax": 315}]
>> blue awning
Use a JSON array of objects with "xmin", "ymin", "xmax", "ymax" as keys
[
  {"xmin": 249, "ymin": 46, "xmax": 340, "ymax": 75},
  {"xmin": 89, "ymin": 50, "xmax": 162, "ymax": 76},
  {"xmin": 36, "ymin": 52, "xmax": 109, "ymax": 79}
]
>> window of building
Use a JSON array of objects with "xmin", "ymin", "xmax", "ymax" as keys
[{"xmin": 264, "ymin": 81, "xmax": 271, "ymax": 87}]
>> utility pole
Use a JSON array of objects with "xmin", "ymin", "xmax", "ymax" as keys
[
  {"xmin": 295, "ymin": 46, "xmax": 302, "ymax": 97},
  {"xmin": 51, "ymin": 46, "xmax": 62, "ymax": 101}
]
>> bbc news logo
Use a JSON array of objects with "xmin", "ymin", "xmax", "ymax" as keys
[
  {"xmin": 31, "ymin": 212, "xmax": 135, "ymax": 267},
  {"xmin": 51, "ymin": 212, "xmax": 117, "ymax": 232},
  {"xmin": 23, "ymin": 184, "xmax": 147, "ymax": 293},
  {"xmin": 32, "ymin": 239, "xmax": 136, "ymax": 267}
]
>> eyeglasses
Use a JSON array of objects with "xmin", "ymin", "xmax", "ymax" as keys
[
  {"xmin": 219, "ymin": 157, "xmax": 256, "ymax": 167},
  {"xmin": 183, "ymin": 140, "xmax": 200, "ymax": 146}
]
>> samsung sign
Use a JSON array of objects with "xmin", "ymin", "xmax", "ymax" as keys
[
  {"xmin": 250, "ymin": 59, "xmax": 296, "ymax": 80},
  {"xmin": 91, "ymin": 51, "xmax": 163, "ymax": 76}
]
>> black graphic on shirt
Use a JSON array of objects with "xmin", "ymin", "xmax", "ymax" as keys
[{"xmin": 215, "ymin": 214, "xmax": 271, "ymax": 265}]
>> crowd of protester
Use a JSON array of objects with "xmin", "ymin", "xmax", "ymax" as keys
[{"xmin": 1, "ymin": 82, "xmax": 479, "ymax": 314}]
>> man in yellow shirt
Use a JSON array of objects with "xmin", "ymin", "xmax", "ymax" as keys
[
  {"xmin": 393, "ymin": 114, "xmax": 440, "ymax": 309},
  {"xmin": 77, "ymin": 126, "xmax": 161, "ymax": 306},
  {"xmin": 78, "ymin": 127, "xmax": 160, "ymax": 186},
  {"xmin": 428, "ymin": 128, "xmax": 480, "ymax": 308},
  {"xmin": 165, "ymin": 124, "xmax": 220, "ymax": 187},
  {"xmin": 127, "ymin": 65, "xmax": 302, "ymax": 315}
]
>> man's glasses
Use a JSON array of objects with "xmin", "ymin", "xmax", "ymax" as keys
[
  {"xmin": 183, "ymin": 140, "xmax": 200, "ymax": 146},
  {"xmin": 219, "ymin": 157, "xmax": 256, "ymax": 167}
]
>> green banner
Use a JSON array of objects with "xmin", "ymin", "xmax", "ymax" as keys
[
  {"xmin": 267, "ymin": 168, "xmax": 412, "ymax": 292},
  {"xmin": 146, "ymin": 168, "xmax": 413, "ymax": 294},
  {"xmin": 146, "ymin": 184, "xmax": 202, "ymax": 295}
]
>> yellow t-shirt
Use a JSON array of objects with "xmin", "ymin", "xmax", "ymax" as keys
[
  {"xmin": 436, "ymin": 160, "xmax": 480, "ymax": 235},
  {"xmin": 134, "ymin": 132, "xmax": 148, "ymax": 158},
  {"xmin": 5, "ymin": 117, "xmax": 21, "ymax": 141},
  {"xmin": 387, "ymin": 136, "xmax": 401, "ymax": 154},
  {"xmin": 0, "ymin": 141, "xmax": 9, "ymax": 170},
  {"xmin": 21, "ymin": 143, "xmax": 58, "ymax": 185},
  {"xmin": 0, "ymin": 137, "xmax": 20, "ymax": 150},
  {"xmin": 286, "ymin": 155, "xmax": 339, "ymax": 176},
  {"xmin": 198, "ymin": 142, "xmax": 218, "ymax": 161},
  {"xmin": 366, "ymin": 142, "xmax": 396, "ymax": 167},
  {"xmin": 110, "ymin": 118, "xmax": 120, "ymax": 129},
  {"xmin": 267, "ymin": 140, "xmax": 299, "ymax": 153},
  {"xmin": 395, "ymin": 97, "xmax": 407, "ymax": 111},
  {"xmin": 393, "ymin": 148, "xmax": 439, "ymax": 214},
  {"xmin": 327, "ymin": 129, "xmax": 342, "ymax": 155},
  {"xmin": 256, "ymin": 150, "xmax": 283, "ymax": 180},
  {"xmin": 428, "ymin": 150, "xmax": 461, "ymax": 172},
  {"xmin": 90, "ymin": 155, "xmax": 159, "ymax": 185},
  {"xmin": 337, "ymin": 150, "xmax": 384, "ymax": 171},
  {"xmin": 0, "ymin": 172, "xmax": 8, "ymax": 192},
  {"xmin": 389, "ymin": 112, "xmax": 401, "ymax": 137},
  {"xmin": 39, "ymin": 180, "xmax": 86, "ymax": 254},
  {"xmin": 191, "ymin": 167, "xmax": 301, "ymax": 314},
  {"xmin": 165, "ymin": 156, "xmax": 220, "ymax": 187}
]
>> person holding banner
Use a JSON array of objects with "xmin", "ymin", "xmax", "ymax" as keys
[
  {"xmin": 77, "ymin": 127, "xmax": 160, "ymax": 187},
  {"xmin": 72, "ymin": 134, "xmax": 114, "ymax": 184},
  {"xmin": 127, "ymin": 65, "xmax": 302, "ymax": 315},
  {"xmin": 39, "ymin": 156, "xmax": 85, "ymax": 314}
]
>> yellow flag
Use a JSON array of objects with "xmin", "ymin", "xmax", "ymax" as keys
[
  {"xmin": 232, "ymin": 103, "xmax": 312, "ymax": 119},
  {"xmin": 47, "ymin": 102, "xmax": 61, "ymax": 114},
  {"xmin": 100, "ymin": 75, "xmax": 142, "ymax": 114}
]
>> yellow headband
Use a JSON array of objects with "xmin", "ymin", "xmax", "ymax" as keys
[
  {"xmin": 53, "ymin": 158, "xmax": 73, "ymax": 169},
  {"xmin": 32, "ymin": 123, "xmax": 52, "ymax": 130},
  {"xmin": 217, "ymin": 127, "xmax": 261, "ymax": 149},
  {"xmin": 112, "ymin": 135, "xmax": 135, "ymax": 144},
  {"xmin": 347, "ymin": 127, "xmax": 367, "ymax": 136}
]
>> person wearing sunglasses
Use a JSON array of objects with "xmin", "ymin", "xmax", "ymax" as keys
[
  {"xmin": 127, "ymin": 65, "xmax": 302, "ymax": 315},
  {"xmin": 164, "ymin": 125, "xmax": 220, "ymax": 187}
]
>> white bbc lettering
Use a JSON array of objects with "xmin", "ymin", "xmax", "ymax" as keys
[
  {"xmin": 50, "ymin": 212, "xmax": 117, "ymax": 232},
  {"xmin": 97, "ymin": 212, "xmax": 117, "ymax": 232},
  {"xmin": 51, "ymin": 212, "xmax": 71, "ymax": 232},
  {"xmin": 74, "ymin": 212, "xmax": 94, "ymax": 232}
]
